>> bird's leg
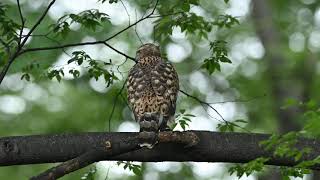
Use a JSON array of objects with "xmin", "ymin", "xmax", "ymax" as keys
[{"xmin": 159, "ymin": 115, "xmax": 172, "ymax": 131}]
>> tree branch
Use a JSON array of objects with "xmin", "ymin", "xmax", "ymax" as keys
[
  {"xmin": 0, "ymin": 131, "xmax": 319, "ymax": 170},
  {"xmin": 17, "ymin": 0, "xmax": 25, "ymax": 47},
  {"xmin": 0, "ymin": 0, "xmax": 56, "ymax": 84},
  {"xmin": 103, "ymin": 42, "xmax": 136, "ymax": 62},
  {"xmin": 20, "ymin": 0, "xmax": 56, "ymax": 47},
  {"xmin": 30, "ymin": 131, "xmax": 198, "ymax": 179},
  {"xmin": 179, "ymin": 90, "xmax": 250, "ymax": 132},
  {"xmin": 19, "ymin": 0, "xmax": 160, "ymax": 58},
  {"xmin": 179, "ymin": 89, "xmax": 226, "ymax": 121},
  {"xmin": 0, "ymin": 0, "xmax": 159, "ymax": 85},
  {"xmin": 30, "ymin": 135, "xmax": 142, "ymax": 180},
  {"xmin": 107, "ymin": 79, "xmax": 128, "ymax": 132}
]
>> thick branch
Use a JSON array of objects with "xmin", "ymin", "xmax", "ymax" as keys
[
  {"xmin": 30, "ymin": 135, "xmax": 142, "ymax": 180},
  {"xmin": 0, "ymin": 131, "xmax": 319, "ymax": 169},
  {"xmin": 30, "ymin": 131, "xmax": 197, "ymax": 180}
]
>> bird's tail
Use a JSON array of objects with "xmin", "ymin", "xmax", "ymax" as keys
[{"xmin": 138, "ymin": 112, "xmax": 161, "ymax": 148}]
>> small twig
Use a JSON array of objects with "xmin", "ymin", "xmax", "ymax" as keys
[
  {"xmin": 22, "ymin": 34, "xmax": 71, "ymax": 57},
  {"xmin": 134, "ymin": 9, "xmax": 143, "ymax": 45},
  {"xmin": 149, "ymin": 11, "xmax": 184, "ymax": 18},
  {"xmin": 0, "ymin": 54, "xmax": 19, "ymax": 84},
  {"xmin": 19, "ymin": 40, "xmax": 104, "ymax": 55},
  {"xmin": 179, "ymin": 89, "xmax": 251, "ymax": 132},
  {"xmin": 20, "ymin": 0, "xmax": 56, "ymax": 47},
  {"xmin": 17, "ymin": 0, "xmax": 25, "ymax": 47},
  {"xmin": 119, "ymin": 0, "xmax": 130, "ymax": 26},
  {"xmin": 107, "ymin": 79, "xmax": 127, "ymax": 132},
  {"xmin": 120, "ymin": 94, "xmax": 130, "ymax": 111},
  {"xmin": 0, "ymin": 0, "xmax": 56, "ymax": 85},
  {"xmin": 104, "ymin": 165, "xmax": 111, "ymax": 180},
  {"xmin": 209, "ymin": 93, "xmax": 267, "ymax": 105},
  {"xmin": 103, "ymin": 42, "xmax": 136, "ymax": 62},
  {"xmin": 115, "ymin": 58, "xmax": 130, "ymax": 75},
  {"xmin": 179, "ymin": 89, "xmax": 226, "ymax": 121}
]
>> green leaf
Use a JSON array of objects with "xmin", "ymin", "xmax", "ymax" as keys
[
  {"xmin": 69, "ymin": 69, "xmax": 80, "ymax": 78},
  {"xmin": 181, "ymin": 3, "xmax": 190, "ymax": 11},
  {"xmin": 56, "ymin": 74, "xmax": 61, "ymax": 82},
  {"xmin": 81, "ymin": 167, "xmax": 96, "ymax": 180},
  {"xmin": 228, "ymin": 157, "xmax": 269, "ymax": 178},
  {"xmin": 132, "ymin": 166, "xmax": 142, "ymax": 176},
  {"xmin": 108, "ymin": 0, "xmax": 118, "ymax": 3},
  {"xmin": 217, "ymin": 122, "xmax": 234, "ymax": 132},
  {"xmin": 21, "ymin": 73, "xmax": 30, "ymax": 81},
  {"xmin": 184, "ymin": 114, "xmax": 196, "ymax": 117},
  {"xmin": 234, "ymin": 119, "xmax": 248, "ymax": 124},
  {"xmin": 281, "ymin": 98, "xmax": 300, "ymax": 109},
  {"xmin": 305, "ymin": 99, "xmax": 318, "ymax": 110},
  {"xmin": 154, "ymin": 12, "xmax": 211, "ymax": 41},
  {"xmin": 51, "ymin": 9, "xmax": 110, "ymax": 35},
  {"xmin": 116, "ymin": 161, "xmax": 141, "ymax": 176},
  {"xmin": 201, "ymin": 40, "xmax": 231, "ymax": 75},
  {"xmin": 212, "ymin": 15, "xmax": 239, "ymax": 29},
  {"xmin": 173, "ymin": 110, "xmax": 195, "ymax": 131}
]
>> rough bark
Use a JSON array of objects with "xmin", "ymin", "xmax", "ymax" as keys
[{"xmin": 0, "ymin": 131, "xmax": 319, "ymax": 169}]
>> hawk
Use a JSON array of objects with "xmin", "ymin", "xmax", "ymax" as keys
[{"xmin": 127, "ymin": 43, "xmax": 179, "ymax": 147}]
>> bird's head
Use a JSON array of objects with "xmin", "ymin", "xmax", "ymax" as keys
[{"xmin": 136, "ymin": 43, "xmax": 161, "ymax": 62}]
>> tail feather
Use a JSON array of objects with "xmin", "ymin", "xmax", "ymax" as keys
[{"xmin": 138, "ymin": 113, "xmax": 160, "ymax": 148}]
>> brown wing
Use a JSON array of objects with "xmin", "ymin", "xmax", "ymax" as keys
[
  {"xmin": 150, "ymin": 61, "xmax": 179, "ymax": 121},
  {"xmin": 127, "ymin": 64, "xmax": 157, "ymax": 122},
  {"xmin": 127, "ymin": 64, "xmax": 144, "ymax": 120}
]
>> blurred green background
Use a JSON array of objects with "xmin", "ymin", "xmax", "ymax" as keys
[{"xmin": 1, "ymin": 0, "xmax": 320, "ymax": 179}]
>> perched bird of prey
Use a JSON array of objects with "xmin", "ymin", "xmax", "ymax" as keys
[{"xmin": 127, "ymin": 43, "xmax": 179, "ymax": 147}]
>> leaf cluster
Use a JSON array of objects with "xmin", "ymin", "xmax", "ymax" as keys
[
  {"xmin": 80, "ymin": 167, "xmax": 97, "ymax": 180},
  {"xmin": 228, "ymin": 157, "xmax": 269, "ymax": 178},
  {"xmin": 217, "ymin": 119, "xmax": 247, "ymax": 132},
  {"xmin": 154, "ymin": 12, "xmax": 211, "ymax": 40},
  {"xmin": 0, "ymin": 3, "xmax": 20, "ymax": 49},
  {"xmin": 260, "ymin": 132, "xmax": 311, "ymax": 161},
  {"xmin": 50, "ymin": 9, "xmax": 110, "ymax": 37},
  {"xmin": 281, "ymin": 98, "xmax": 320, "ymax": 137},
  {"xmin": 259, "ymin": 131, "xmax": 320, "ymax": 179},
  {"xmin": 116, "ymin": 161, "xmax": 142, "ymax": 176},
  {"xmin": 212, "ymin": 15, "xmax": 239, "ymax": 28},
  {"xmin": 201, "ymin": 40, "xmax": 232, "ymax": 74},
  {"xmin": 171, "ymin": 109, "xmax": 195, "ymax": 131},
  {"xmin": 20, "ymin": 62, "xmax": 41, "ymax": 81},
  {"xmin": 45, "ymin": 51, "xmax": 117, "ymax": 86},
  {"xmin": 154, "ymin": 0, "xmax": 238, "ymax": 41}
]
